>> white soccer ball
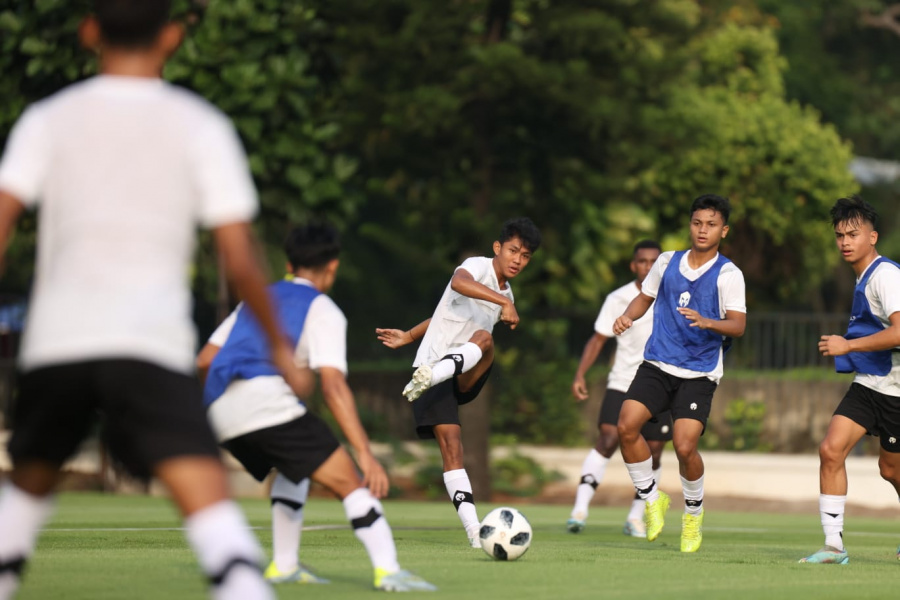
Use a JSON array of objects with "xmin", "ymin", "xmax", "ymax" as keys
[{"xmin": 478, "ymin": 507, "xmax": 532, "ymax": 561}]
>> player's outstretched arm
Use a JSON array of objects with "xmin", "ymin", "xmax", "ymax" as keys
[
  {"xmin": 572, "ymin": 333, "xmax": 608, "ymax": 401},
  {"xmin": 0, "ymin": 192, "xmax": 25, "ymax": 271},
  {"xmin": 612, "ymin": 292, "xmax": 654, "ymax": 335},
  {"xmin": 319, "ymin": 367, "xmax": 390, "ymax": 498},
  {"xmin": 376, "ymin": 318, "xmax": 431, "ymax": 349},
  {"xmin": 195, "ymin": 342, "xmax": 220, "ymax": 384}
]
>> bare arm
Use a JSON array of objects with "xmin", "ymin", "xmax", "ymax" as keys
[
  {"xmin": 451, "ymin": 268, "xmax": 519, "ymax": 329},
  {"xmin": 195, "ymin": 342, "xmax": 220, "ymax": 385},
  {"xmin": 571, "ymin": 333, "xmax": 609, "ymax": 401},
  {"xmin": 612, "ymin": 292, "xmax": 654, "ymax": 335},
  {"xmin": 212, "ymin": 222, "xmax": 306, "ymax": 394},
  {"xmin": 820, "ymin": 311, "xmax": 900, "ymax": 356},
  {"xmin": 319, "ymin": 367, "xmax": 389, "ymax": 498},
  {"xmin": 375, "ymin": 318, "xmax": 431, "ymax": 349},
  {"xmin": 676, "ymin": 307, "xmax": 746, "ymax": 338},
  {"xmin": 0, "ymin": 192, "xmax": 25, "ymax": 271}
]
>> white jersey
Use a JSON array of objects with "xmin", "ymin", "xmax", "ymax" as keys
[
  {"xmin": 594, "ymin": 281, "xmax": 654, "ymax": 392},
  {"xmin": 853, "ymin": 258, "xmax": 900, "ymax": 397},
  {"xmin": 641, "ymin": 250, "xmax": 746, "ymax": 383},
  {"xmin": 206, "ymin": 278, "xmax": 348, "ymax": 441},
  {"xmin": 413, "ymin": 256, "xmax": 513, "ymax": 367},
  {"xmin": 0, "ymin": 75, "xmax": 258, "ymax": 373}
]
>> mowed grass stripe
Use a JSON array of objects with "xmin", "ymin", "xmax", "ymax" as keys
[{"xmin": 17, "ymin": 493, "xmax": 899, "ymax": 600}]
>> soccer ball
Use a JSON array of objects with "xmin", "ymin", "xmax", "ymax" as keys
[{"xmin": 478, "ymin": 507, "xmax": 532, "ymax": 561}]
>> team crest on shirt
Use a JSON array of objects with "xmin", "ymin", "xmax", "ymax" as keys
[{"xmin": 678, "ymin": 291, "xmax": 691, "ymax": 307}]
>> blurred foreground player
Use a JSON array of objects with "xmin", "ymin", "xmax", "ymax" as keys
[{"xmin": 0, "ymin": 1, "xmax": 309, "ymax": 598}]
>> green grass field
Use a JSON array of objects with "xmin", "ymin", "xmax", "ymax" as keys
[{"xmin": 18, "ymin": 493, "xmax": 898, "ymax": 599}]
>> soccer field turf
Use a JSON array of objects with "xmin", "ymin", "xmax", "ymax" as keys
[{"xmin": 18, "ymin": 492, "xmax": 898, "ymax": 599}]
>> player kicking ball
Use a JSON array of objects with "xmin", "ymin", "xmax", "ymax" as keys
[
  {"xmin": 800, "ymin": 197, "xmax": 900, "ymax": 565},
  {"xmin": 198, "ymin": 224, "xmax": 436, "ymax": 592},
  {"xmin": 613, "ymin": 195, "xmax": 746, "ymax": 553},
  {"xmin": 376, "ymin": 217, "xmax": 541, "ymax": 548}
]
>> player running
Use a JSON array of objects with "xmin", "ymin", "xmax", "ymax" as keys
[
  {"xmin": 198, "ymin": 223, "xmax": 436, "ymax": 591},
  {"xmin": 613, "ymin": 194, "xmax": 746, "ymax": 553},
  {"xmin": 800, "ymin": 196, "xmax": 900, "ymax": 565},
  {"xmin": 376, "ymin": 217, "xmax": 541, "ymax": 547},
  {"xmin": 567, "ymin": 240, "xmax": 673, "ymax": 537}
]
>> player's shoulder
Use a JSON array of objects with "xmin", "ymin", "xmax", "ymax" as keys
[
  {"xmin": 309, "ymin": 292, "xmax": 347, "ymax": 325},
  {"xmin": 161, "ymin": 84, "xmax": 233, "ymax": 127},
  {"xmin": 870, "ymin": 258, "xmax": 900, "ymax": 284},
  {"xmin": 608, "ymin": 280, "xmax": 639, "ymax": 301},
  {"xmin": 719, "ymin": 255, "xmax": 744, "ymax": 277}
]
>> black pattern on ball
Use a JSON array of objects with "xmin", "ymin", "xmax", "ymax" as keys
[
  {"xmin": 479, "ymin": 525, "xmax": 495, "ymax": 539},
  {"xmin": 510, "ymin": 532, "xmax": 530, "ymax": 546},
  {"xmin": 492, "ymin": 543, "xmax": 508, "ymax": 560},
  {"xmin": 499, "ymin": 510, "xmax": 514, "ymax": 527}
]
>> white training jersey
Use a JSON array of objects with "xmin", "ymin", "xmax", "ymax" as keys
[
  {"xmin": 206, "ymin": 278, "xmax": 348, "ymax": 441},
  {"xmin": 0, "ymin": 75, "xmax": 258, "ymax": 374},
  {"xmin": 640, "ymin": 250, "xmax": 746, "ymax": 383},
  {"xmin": 853, "ymin": 258, "xmax": 900, "ymax": 398},
  {"xmin": 413, "ymin": 256, "xmax": 513, "ymax": 367},
  {"xmin": 594, "ymin": 281, "xmax": 654, "ymax": 392}
]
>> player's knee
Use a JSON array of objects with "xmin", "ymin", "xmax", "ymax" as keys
[
  {"xmin": 671, "ymin": 438, "xmax": 696, "ymax": 462},
  {"xmin": 469, "ymin": 330, "xmax": 493, "ymax": 353},
  {"xmin": 818, "ymin": 439, "xmax": 845, "ymax": 467},
  {"xmin": 616, "ymin": 420, "xmax": 639, "ymax": 444},
  {"xmin": 597, "ymin": 433, "xmax": 619, "ymax": 456},
  {"xmin": 878, "ymin": 455, "xmax": 900, "ymax": 485}
]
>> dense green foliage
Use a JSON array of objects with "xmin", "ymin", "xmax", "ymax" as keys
[
  {"xmin": 1, "ymin": 1, "xmax": 889, "ymax": 443},
  {"xmin": 23, "ymin": 493, "xmax": 900, "ymax": 599}
]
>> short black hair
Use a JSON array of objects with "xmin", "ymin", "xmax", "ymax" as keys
[
  {"xmin": 284, "ymin": 223, "xmax": 341, "ymax": 270},
  {"xmin": 633, "ymin": 239, "xmax": 661, "ymax": 255},
  {"xmin": 94, "ymin": 0, "xmax": 171, "ymax": 49},
  {"xmin": 690, "ymin": 194, "xmax": 731, "ymax": 224},
  {"xmin": 498, "ymin": 217, "xmax": 541, "ymax": 253},
  {"xmin": 830, "ymin": 194, "xmax": 878, "ymax": 230}
]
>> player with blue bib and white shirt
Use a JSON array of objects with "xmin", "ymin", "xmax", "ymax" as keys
[
  {"xmin": 613, "ymin": 194, "xmax": 746, "ymax": 554},
  {"xmin": 376, "ymin": 218, "xmax": 542, "ymax": 548},
  {"xmin": 198, "ymin": 224, "xmax": 435, "ymax": 592},
  {"xmin": 800, "ymin": 196, "xmax": 900, "ymax": 565}
]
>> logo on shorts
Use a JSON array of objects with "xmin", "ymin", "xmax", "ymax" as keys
[
  {"xmin": 891, "ymin": 437, "xmax": 897, "ymax": 445},
  {"xmin": 678, "ymin": 291, "xmax": 691, "ymax": 307},
  {"xmin": 690, "ymin": 403, "xmax": 697, "ymax": 411},
  {"xmin": 661, "ymin": 425, "xmax": 670, "ymax": 435},
  {"xmin": 455, "ymin": 492, "xmax": 466, "ymax": 502}
]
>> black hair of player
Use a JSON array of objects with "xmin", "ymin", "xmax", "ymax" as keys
[
  {"xmin": 633, "ymin": 239, "xmax": 661, "ymax": 255},
  {"xmin": 690, "ymin": 194, "xmax": 731, "ymax": 224},
  {"xmin": 498, "ymin": 217, "xmax": 541, "ymax": 253},
  {"xmin": 830, "ymin": 194, "xmax": 878, "ymax": 231},
  {"xmin": 94, "ymin": 0, "xmax": 171, "ymax": 49},
  {"xmin": 284, "ymin": 223, "xmax": 341, "ymax": 270}
]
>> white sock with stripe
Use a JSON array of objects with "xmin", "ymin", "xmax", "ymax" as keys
[
  {"xmin": 0, "ymin": 482, "xmax": 55, "ymax": 600},
  {"xmin": 343, "ymin": 488, "xmax": 400, "ymax": 573},
  {"xmin": 624, "ymin": 457, "xmax": 658, "ymax": 503},
  {"xmin": 571, "ymin": 449, "xmax": 609, "ymax": 520},
  {"xmin": 444, "ymin": 469, "xmax": 480, "ymax": 538},
  {"xmin": 270, "ymin": 474, "xmax": 309, "ymax": 573},
  {"xmin": 681, "ymin": 475, "xmax": 704, "ymax": 515},
  {"xmin": 429, "ymin": 343, "xmax": 483, "ymax": 386},
  {"xmin": 820, "ymin": 494, "xmax": 846, "ymax": 551}
]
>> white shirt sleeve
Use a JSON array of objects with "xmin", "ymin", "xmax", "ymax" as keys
[
  {"xmin": 593, "ymin": 294, "xmax": 620, "ymax": 337},
  {"xmin": 455, "ymin": 256, "xmax": 490, "ymax": 280},
  {"xmin": 718, "ymin": 264, "xmax": 747, "ymax": 314},
  {"xmin": 302, "ymin": 295, "xmax": 348, "ymax": 375},
  {"xmin": 640, "ymin": 252, "xmax": 674, "ymax": 299},
  {"xmin": 869, "ymin": 263, "xmax": 900, "ymax": 321},
  {"xmin": 190, "ymin": 111, "xmax": 259, "ymax": 229},
  {"xmin": 207, "ymin": 305, "xmax": 240, "ymax": 347},
  {"xmin": 0, "ymin": 105, "xmax": 50, "ymax": 207}
]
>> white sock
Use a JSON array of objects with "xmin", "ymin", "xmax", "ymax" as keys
[
  {"xmin": 429, "ymin": 342, "xmax": 483, "ymax": 386},
  {"xmin": 571, "ymin": 449, "xmax": 609, "ymax": 520},
  {"xmin": 0, "ymin": 482, "xmax": 55, "ymax": 600},
  {"xmin": 270, "ymin": 474, "xmax": 309, "ymax": 573},
  {"xmin": 820, "ymin": 494, "xmax": 846, "ymax": 551},
  {"xmin": 185, "ymin": 500, "xmax": 272, "ymax": 600},
  {"xmin": 625, "ymin": 458, "xmax": 657, "ymax": 503},
  {"xmin": 343, "ymin": 488, "xmax": 400, "ymax": 573},
  {"xmin": 627, "ymin": 498, "xmax": 645, "ymax": 522},
  {"xmin": 443, "ymin": 469, "xmax": 479, "ymax": 537},
  {"xmin": 681, "ymin": 475, "xmax": 704, "ymax": 515}
]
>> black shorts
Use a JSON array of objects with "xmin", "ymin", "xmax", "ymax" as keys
[
  {"xmin": 834, "ymin": 383, "xmax": 900, "ymax": 453},
  {"xmin": 221, "ymin": 412, "xmax": 340, "ymax": 483},
  {"xmin": 625, "ymin": 362, "xmax": 717, "ymax": 430},
  {"xmin": 413, "ymin": 364, "xmax": 492, "ymax": 439},
  {"xmin": 598, "ymin": 389, "xmax": 673, "ymax": 441},
  {"xmin": 8, "ymin": 359, "xmax": 219, "ymax": 480}
]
